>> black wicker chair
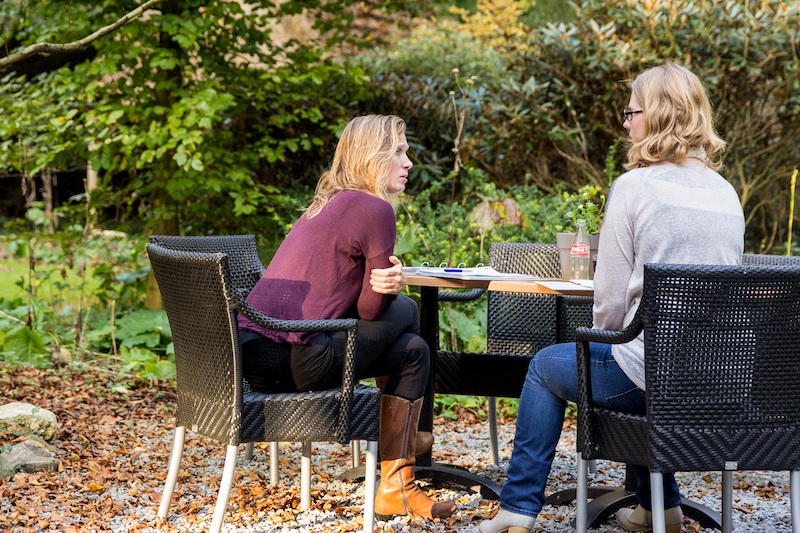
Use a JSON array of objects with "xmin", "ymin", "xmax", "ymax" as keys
[
  {"xmin": 148, "ymin": 235, "xmax": 284, "ymax": 470},
  {"xmin": 742, "ymin": 252, "xmax": 800, "ymax": 266},
  {"xmin": 436, "ymin": 242, "xmax": 593, "ymax": 464},
  {"xmin": 147, "ymin": 243, "xmax": 380, "ymax": 533},
  {"xmin": 575, "ymin": 263, "xmax": 800, "ymax": 533},
  {"xmin": 149, "ymin": 234, "xmax": 372, "ymax": 481}
]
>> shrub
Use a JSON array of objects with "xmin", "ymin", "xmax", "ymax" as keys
[
  {"xmin": 352, "ymin": 25, "xmax": 508, "ymax": 195},
  {"xmin": 396, "ymin": 172, "xmax": 591, "ymax": 351},
  {"xmin": 361, "ymin": 0, "xmax": 800, "ymax": 253}
]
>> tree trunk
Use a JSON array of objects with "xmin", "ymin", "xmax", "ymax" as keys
[
  {"xmin": 143, "ymin": 0, "xmax": 183, "ymax": 311},
  {"xmin": 144, "ymin": 194, "xmax": 180, "ymax": 310}
]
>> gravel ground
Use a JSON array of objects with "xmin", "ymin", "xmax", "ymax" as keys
[{"xmin": 110, "ymin": 417, "xmax": 793, "ymax": 532}]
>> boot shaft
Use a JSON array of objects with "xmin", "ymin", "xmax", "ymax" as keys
[
  {"xmin": 379, "ymin": 395, "xmax": 423, "ymax": 460},
  {"xmin": 375, "ymin": 394, "xmax": 456, "ymax": 520}
]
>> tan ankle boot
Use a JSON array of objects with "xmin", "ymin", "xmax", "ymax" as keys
[
  {"xmin": 374, "ymin": 376, "xmax": 433, "ymax": 458},
  {"xmin": 616, "ymin": 504, "xmax": 683, "ymax": 533},
  {"xmin": 374, "ymin": 395, "xmax": 456, "ymax": 519}
]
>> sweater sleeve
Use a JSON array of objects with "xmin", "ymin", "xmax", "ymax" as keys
[
  {"xmin": 592, "ymin": 175, "xmax": 637, "ymax": 330},
  {"xmin": 355, "ymin": 200, "xmax": 397, "ymax": 320}
]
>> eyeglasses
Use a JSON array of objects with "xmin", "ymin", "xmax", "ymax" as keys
[{"xmin": 621, "ymin": 109, "xmax": 643, "ymax": 122}]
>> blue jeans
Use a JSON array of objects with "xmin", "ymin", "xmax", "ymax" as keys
[{"xmin": 499, "ymin": 342, "xmax": 681, "ymax": 518}]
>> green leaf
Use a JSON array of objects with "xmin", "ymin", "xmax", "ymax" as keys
[
  {"xmin": 142, "ymin": 359, "xmax": 176, "ymax": 381},
  {"xmin": 114, "ymin": 309, "xmax": 171, "ymax": 340},
  {"xmin": 120, "ymin": 332, "xmax": 162, "ymax": 349},
  {"xmin": 3, "ymin": 326, "xmax": 47, "ymax": 359}
]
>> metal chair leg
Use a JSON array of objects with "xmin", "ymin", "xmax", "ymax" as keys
[
  {"xmin": 650, "ymin": 471, "xmax": 666, "ymax": 533},
  {"xmin": 791, "ymin": 470, "xmax": 800, "ymax": 533},
  {"xmin": 244, "ymin": 442, "xmax": 254, "ymax": 461},
  {"xmin": 301, "ymin": 442, "xmax": 312, "ymax": 510},
  {"xmin": 351, "ymin": 439, "xmax": 362, "ymax": 468},
  {"xmin": 576, "ymin": 454, "xmax": 589, "ymax": 533},
  {"xmin": 722, "ymin": 470, "xmax": 733, "ymax": 533},
  {"xmin": 209, "ymin": 444, "xmax": 239, "ymax": 533},
  {"xmin": 158, "ymin": 425, "xmax": 186, "ymax": 518},
  {"xmin": 488, "ymin": 396, "xmax": 499, "ymax": 465},
  {"xmin": 362, "ymin": 440, "xmax": 378, "ymax": 533},
  {"xmin": 270, "ymin": 441, "xmax": 279, "ymax": 485}
]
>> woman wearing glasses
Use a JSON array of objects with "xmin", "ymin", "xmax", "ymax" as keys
[{"xmin": 479, "ymin": 63, "xmax": 744, "ymax": 533}]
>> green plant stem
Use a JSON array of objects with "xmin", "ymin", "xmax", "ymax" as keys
[{"xmin": 0, "ymin": 309, "xmax": 25, "ymax": 325}]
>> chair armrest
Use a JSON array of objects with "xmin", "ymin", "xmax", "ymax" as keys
[
  {"xmin": 574, "ymin": 305, "xmax": 643, "ymax": 345},
  {"xmin": 437, "ymin": 288, "xmax": 487, "ymax": 303},
  {"xmin": 235, "ymin": 297, "xmax": 360, "ymax": 444},
  {"xmin": 237, "ymin": 299, "xmax": 358, "ymax": 334},
  {"xmin": 575, "ymin": 306, "xmax": 643, "ymax": 456}
]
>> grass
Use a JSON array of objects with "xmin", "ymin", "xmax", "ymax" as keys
[
  {"xmin": 0, "ymin": 253, "xmax": 27, "ymax": 300},
  {"xmin": 0, "ymin": 240, "xmax": 102, "ymax": 311}
]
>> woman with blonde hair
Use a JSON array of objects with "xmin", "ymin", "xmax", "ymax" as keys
[
  {"xmin": 479, "ymin": 63, "xmax": 744, "ymax": 533},
  {"xmin": 238, "ymin": 114, "xmax": 456, "ymax": 520}
]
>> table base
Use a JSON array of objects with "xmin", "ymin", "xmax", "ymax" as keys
[
  {"xmin": 339, "ymin": 463, "xmax": 502, "ymax": 500},
  {"xmin": 547, "ymin": 488, "xmax": 722, "ymax": 529},
  {"xmin": 342, "ymin": 468, "xmax": 721, "ymax": 530},
  {"xmin": 415, "ymin": 464, "xmax": 502, "ymax": 500}
]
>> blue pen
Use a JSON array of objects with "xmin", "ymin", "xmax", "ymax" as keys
[{"xmin": 444, "ymin": 268, "xmax": 463, "ymax": 272}]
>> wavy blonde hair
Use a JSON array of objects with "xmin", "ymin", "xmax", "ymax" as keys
[
  {"xmin": 625, "ymin": 63, "xmax": 726, "ymax": 171},
  {"xmin": 305, "ymin": 114, "xmax": 406, "ymax": 218}
]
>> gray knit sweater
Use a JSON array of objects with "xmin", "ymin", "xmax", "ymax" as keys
[{"xmin": 592, "ymin": 160, "xmax": 745, "ymax": 389}]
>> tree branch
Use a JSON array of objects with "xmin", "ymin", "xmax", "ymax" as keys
[{"xmin": 0, "ymin": 0, "xmax": 165, "ymax": 71}]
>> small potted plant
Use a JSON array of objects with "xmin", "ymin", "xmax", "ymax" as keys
[{"xmin": 557, "ymin": 190, "xmax": 605, "ymax": 279}]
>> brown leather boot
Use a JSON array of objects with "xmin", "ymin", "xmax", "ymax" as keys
[
  {"xmin": 374, "ymin": 395, "xmax": 456, "ymax": 519},
  {"xmin": 415, "ymin": 430, "xmax": 433, "ymax": 457},
  {"xmin": 374, "ymin": 376, "xmax": 433, "ymax": 457}
]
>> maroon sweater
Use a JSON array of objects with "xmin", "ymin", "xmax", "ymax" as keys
[{"xmin": 238, "ymin": 190, "xmax": 396, "ymax": 344}]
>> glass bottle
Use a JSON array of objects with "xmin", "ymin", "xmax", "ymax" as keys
[{"xmin": 570, "ymin": 218, "xmax": 591, "ymax": 280}]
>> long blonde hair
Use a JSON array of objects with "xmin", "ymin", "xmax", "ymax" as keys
[
  {"xmin": 306, "ymin": 114, "xmax": 407, "ymax": 218},
  {"xmin": 625, "ymin": 63, "xmax": 726, "ymax": 170}
]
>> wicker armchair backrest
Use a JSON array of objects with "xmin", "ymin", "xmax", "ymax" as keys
[
  {"xmin": 486, "ymin": 242, "xmax": 591, "ymax": 354},
  {"xmin": 642, "ymin": 262, "xmax": 800, "ymax": 472},
  {"xmin": 149, "ymin": 234, "xmax": 264, "ymax": 296},
  {"xmin": 147, "ymin": 243, "xmax": 244, "ymax": 443}
]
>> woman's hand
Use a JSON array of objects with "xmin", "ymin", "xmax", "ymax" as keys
[{"xmin": 370, "ymin": 255, "xmax": 406, "ymax": 295}]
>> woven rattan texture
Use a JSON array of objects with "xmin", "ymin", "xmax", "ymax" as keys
[
  {"xmin": 742, "ymin": 253, "xmax": 800, "ymax": 266},
  {"xmin": 147, "ymin": 245, "xmax": 243, "ymax": 443},
  {"xmin": 435, "ymin": 243, "xmax": 593, "ymax": 397},
  {"xmin": 149, "ymin": 234, "xmax": 264, "ymax": 296},
  {"xmin": 258, "ymin": 385, "xmax": 381, "ymax": 442},
  {"xmin": 149, "ymin": 235, "xmax": 279, "ymax": 392},
  {"xmin": 578, "ymin": 262, "xmax": 800, "ymax": 474},
  {"xmin": 147, "ymin": 243, "xmax": 380, "ymax": 448}
]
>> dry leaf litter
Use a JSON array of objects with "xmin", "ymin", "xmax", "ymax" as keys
[{"xmin": 0, "ymin": 367, "xmax": 793, "ymax": 532}]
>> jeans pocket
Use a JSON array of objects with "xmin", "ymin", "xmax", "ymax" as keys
[{"xmin": 604, "ymin": 386, "xmax": 646, "ymax": 413}]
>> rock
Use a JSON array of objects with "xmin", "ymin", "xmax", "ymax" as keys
[
  {"xmin": 0, "ymin": 438, "xmax": 60, "ymax": 476},
  {"xmin": 0, "ymin": 402, "xmax": 58, "ymax": 442},
  {"xmin": 0, "ymin": 455, "xmax": 13, "ymax": 479}
]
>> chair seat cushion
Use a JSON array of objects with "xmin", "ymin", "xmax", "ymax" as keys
[
  {"xmin": 241, "ymin": 384, "xmax": 381, "ymax": 443},
  {"xmin": 580, "ymin": 408, "xmax": 649, "ymax": 465}
]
